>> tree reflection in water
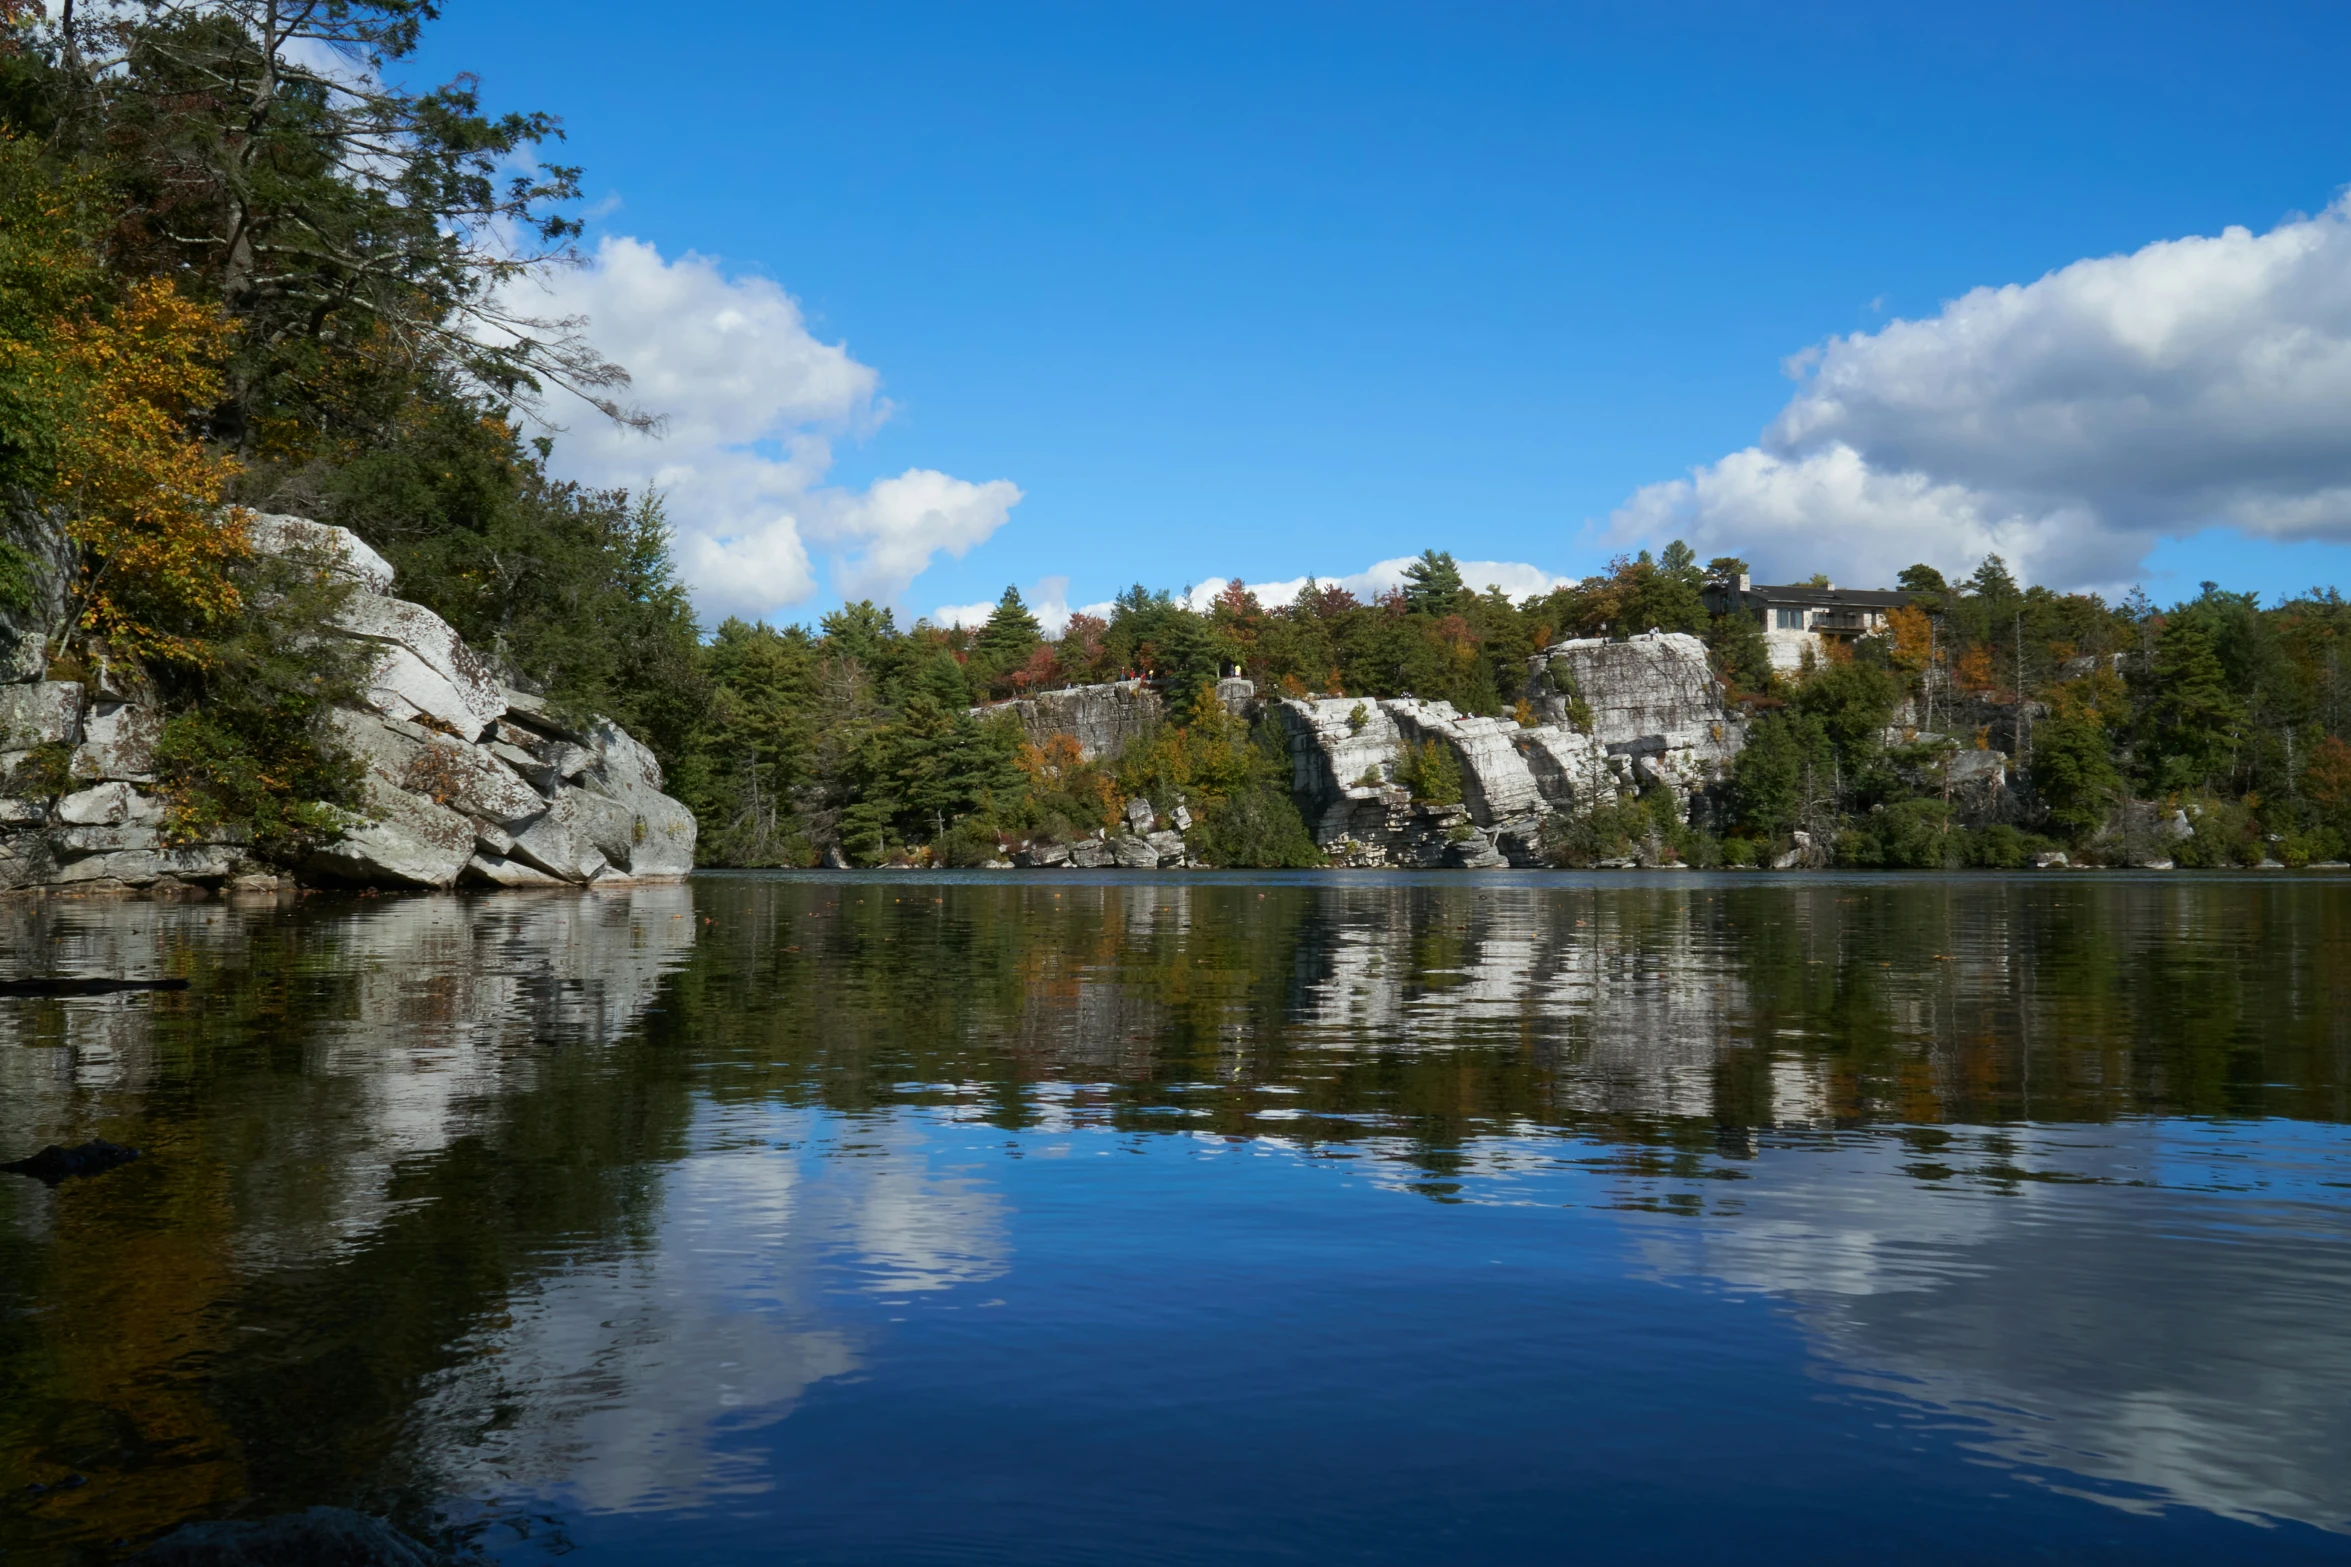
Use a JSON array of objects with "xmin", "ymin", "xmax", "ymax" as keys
[{"xmin": 1, "ymin": 871, "xmax": 2346, "ymax": 1559}]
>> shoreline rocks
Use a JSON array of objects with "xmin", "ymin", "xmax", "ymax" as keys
[{"xmin": 0, "ymin": 515, "xmax": 695, "ymax": 897}]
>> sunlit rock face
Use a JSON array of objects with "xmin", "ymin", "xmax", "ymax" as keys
[
  {"xmin": 970, "ymin": 679, "xmax": 1163, "ymax": 763},
  {"xmin": 0, "ymin": 515, "xmax": 696, "ymax": 892},
  {"xmin": 1272, "ymin": 634, "xmax": 1743, "ymax": 866},
  {"xmin": 1528, "ymin": 632, "xmax": 1744, "ymax": 805}
]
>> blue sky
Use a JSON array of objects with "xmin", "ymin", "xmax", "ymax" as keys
[{"xmin": 415, "ymin": 1, "xmax": 2351, "ymax": 625}]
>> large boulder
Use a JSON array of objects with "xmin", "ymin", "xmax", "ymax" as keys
[
  {"xmin": 244, "ymin": 512, "xmax": 396, "ymax": 593},
  {"xmin": 569, "ymin": 717, "xmax": 696, "ymax": 877},
  {"xmin": 1383, "ymin": 700, "xmax": 1546, "ymax": 823},
  {"xmin": 332, "ymin": 591, "xmax": 508, "ymax": 740},
  {"xmin": 0, "ymin": 680, "xmax": 84, "ymax": 747},
  {"xmin": 57, "ymin": 780, "xmax": 163, "ymax": 826},
  {"xmin": 969, "ymin": 678, "xmax": 1162, "ymax": 763},
  {"xmin": 326, "ymin": 708, "xmax": 547, "ymax": 831},
  {"xmin": 0, "ymin": 513, "xmax": 700, "ymax": 894},
  {"xmin": 507, "ymin": 791, "xmax": 612, "ymax": 884},
  {"xmin": 70, "ymin": 698, "xmax": 161, "ymax": 781},
  {"xmin": 306, "ymin": 774, "xmax": 477, "ymax": 888}
]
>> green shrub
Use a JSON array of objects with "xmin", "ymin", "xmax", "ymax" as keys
[
  {"xmin": 1191, "ymin": 783, "xmax": 1324, "ymax": 867},
  {"xmin": 1838, "ymin": 798, "xmax": 1956, "ymax": 868},
  {"xmin": 2172, "ymin": 798, "xmax": 2257, "ymax": 868},
  {"xmin": 932, "ymin": 815, "xmax": 1005, "ymax": 866},
  {"xmin": 3, "ymin": 741, "xmax": 71, "ymax": 800},
  {"xmin": 1960, "ymin": 824, "xmax": 2030, "ymax": 868},
  {"xmin": 1396, "ymin": 738, "xmax": 1463, "ymax": 805},
  {"xmin": 150, "ymin": 549, "xmax": 366, "ymax": 856}
]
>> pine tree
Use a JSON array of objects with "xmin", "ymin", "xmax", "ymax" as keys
[
  {"xmin": 1401, "ymin": 549, "xmax": 1466, "ymax": 615},
  {"xmin": 972, "ymin": 585, "xmax": 1043, "ymax": 680},
  {"xmin": 2147, "ymin": 615, "xmax": 2242, "ymax": 793},
  {"xmin": 1968, "ymin": 554, "xmax": 2021, "ymax": 603}
]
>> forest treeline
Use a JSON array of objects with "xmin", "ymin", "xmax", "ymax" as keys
[
  {"xmin": 4, "ymin": 4, "xmax": 2348, "ymax": 874},
  {"xmin": 685, "ymin": 546, "xmax": 2351, "ymax": 871}
]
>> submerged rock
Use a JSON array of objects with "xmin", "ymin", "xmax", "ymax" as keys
[
  {"xmin": 3, "ymin": 1138, "xmax": 141, "ymax": 1184},
  {"xmin": 132, "ymin": 1506, "xmax": 456, "ymax": 1566}
]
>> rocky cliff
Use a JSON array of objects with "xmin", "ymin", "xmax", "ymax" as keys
[
  {"xmin": 0, "ymin": 515, "xmax": 694, "ymax": 895},
  {"xmin": 969, "ymin": 678, "xmax": 1163, "ymax": 762},
  {"xmin": 1272, "ymin": 631, "xmax": 1744, "ymax": 867}
]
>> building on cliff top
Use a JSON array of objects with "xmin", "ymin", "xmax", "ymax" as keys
[{"xmin": 1702, "ymin": 572, "xmax": 1911, "ymax": 673}]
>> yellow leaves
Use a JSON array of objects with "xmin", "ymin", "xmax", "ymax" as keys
[
  {"xmin": 1017, "ymin": 732, "xmax": 1088, "ymax": 787},
  {"xmin": 47, "ymin": 279, "xmax": 246, "ymax": 667},
  {"xmin": 1954, "ymin": 643, "xmax": 1995, "ymax": 694},
  {"xmin": 1886, "ymin": 603, "xmax": 1934, "ymax": 672}
]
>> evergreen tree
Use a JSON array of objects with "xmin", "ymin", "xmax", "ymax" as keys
[
  {"xmin": 2032, "ymin": 710, "xmax": 2121, "ymax": 835},
  {"xmin": 2145, "ymin": 614, "xmax": 2243, "ymax": 793},
  {"xmin": 1401, "ymin": 549, "xmax": 1466, "ymax": 615},
  {"xmin": 1968, "ymin": 554, "xmax": 2021, "ymax": 603},
  {"xmin": 971, "ymin": 585, "xmax": 1043, "ymax": 689}
]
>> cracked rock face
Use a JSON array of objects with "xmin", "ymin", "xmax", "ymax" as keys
[
  {"xmin": 1273, "ymin": 632, "xmax": 1745, "ymax": 864},
  {"xmin": 0, "ymin": 514, "xmax": 698, "ymax": 895},
  {"xmin": 970, "ymin": 679, "xmax": 1162, "ymax": 763}
]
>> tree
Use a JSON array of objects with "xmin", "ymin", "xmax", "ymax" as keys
[
  {"xmin": 0, "ymin": 133, "xmax": 241, "ymax": 668},
  {"xmin": 1400, "ymin": 549, "xmax": 1465, "ymax": 615},
  {"xmin": 2032, "ymin": 709, "xmax": 2121, "ymax": 837},
  {"xmin": 1968, "ymin": 554, "xmax": 2020, "ymax": 604},
  {"xmin": 2145, "ymin": 614, "xmax": 2242, "ymax": 792},
  {"xmin": 30, "ymin": 0, "xmax": 634, "ymax": 447},
  {"xmin": 970, "ymin": 585, "xmax": 1043, "ymax": 690}
]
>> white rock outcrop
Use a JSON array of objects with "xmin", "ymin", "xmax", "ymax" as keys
[
  {"xmin": 0, "ymin": 515, "xmax": 697, "ymax": 894},
  {"xmin": 334, "ymin": 590, "xmax": 510, "ymax": 740},
  {"xmin": 969, "ymin": 678, "xmax": 1163, "ymax": 763},
  {"xmin": 1270, "ymin": 631, "xmax": 1745, "ymax": 866}
]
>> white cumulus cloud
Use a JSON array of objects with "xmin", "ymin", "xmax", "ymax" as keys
[
  {"xmin": 1192, "ymin": 556, "xmax": 1578, "ymax": 610},
  {"xmin": 1615, "ymin": 193, "xmax": 2351, "ymax": 591},
  {"xmin": 511, "ymin": 237, "xmax": 1020, "ymax": 622},
  {"xmin": 935, "ymin": 557, "xmax": 1576, "ymax": 634},
  {"xmin": 933, "ymin": 577, "xmax": 1115, "ymax": 636}
]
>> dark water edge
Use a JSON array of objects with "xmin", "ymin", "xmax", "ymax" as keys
[{"xmin": 2, "ymin": 871, "xmax": 2348, "ymax": 1564}]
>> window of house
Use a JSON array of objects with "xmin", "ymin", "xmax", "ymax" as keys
[{"xmin": 1775, "ymin": 607, "xmax": 1805, "ymax": 630}]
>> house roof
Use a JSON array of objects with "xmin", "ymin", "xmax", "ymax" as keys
[{"xmin": 1748, "ymin": 584, "xmax": 1911, "ymax": 609}]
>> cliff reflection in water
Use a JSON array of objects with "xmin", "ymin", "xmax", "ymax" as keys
[{"xmin": 2, "ymin": 872, "xmax": 2348, "ymax": 1558}]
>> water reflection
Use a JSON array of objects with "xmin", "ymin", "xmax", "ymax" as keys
[
  {"xmin": 1628, "ymin": 1121, "xmax": 2351, "ymax": 1531},
  {"xmin": 0, "ymin": 872, "xmax": 2346, "ymax": 1561}
]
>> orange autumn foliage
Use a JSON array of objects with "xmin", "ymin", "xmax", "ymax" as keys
[
  {"xmin": 1886, "ymin": 603, "xmax": 1934, "ymax": 672},
  {"xmin": 49, "ymin": 281, "xmax": 247, "ymax": 666},
  {"xmin": 0, "ymin": 134, "xmax": 245, "ymax": 669}
]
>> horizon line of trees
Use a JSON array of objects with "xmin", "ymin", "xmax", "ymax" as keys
[
  {"xmin": 4, "ymin": 5, "xmax": 2347, "ymax": 874},
  {"xmin": 685, "ymin": 545, "xmax": 2351, "ymax": 870}
]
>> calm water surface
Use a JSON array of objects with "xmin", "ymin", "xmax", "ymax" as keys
[{"xmin": 3, "ymin": 871, "xmax": 2349, "ymax": 1564}]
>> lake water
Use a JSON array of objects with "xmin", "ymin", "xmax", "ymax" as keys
[{"xmin": 3, "ymin": 871, "xmax": 2349, "ymax": 1564}]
